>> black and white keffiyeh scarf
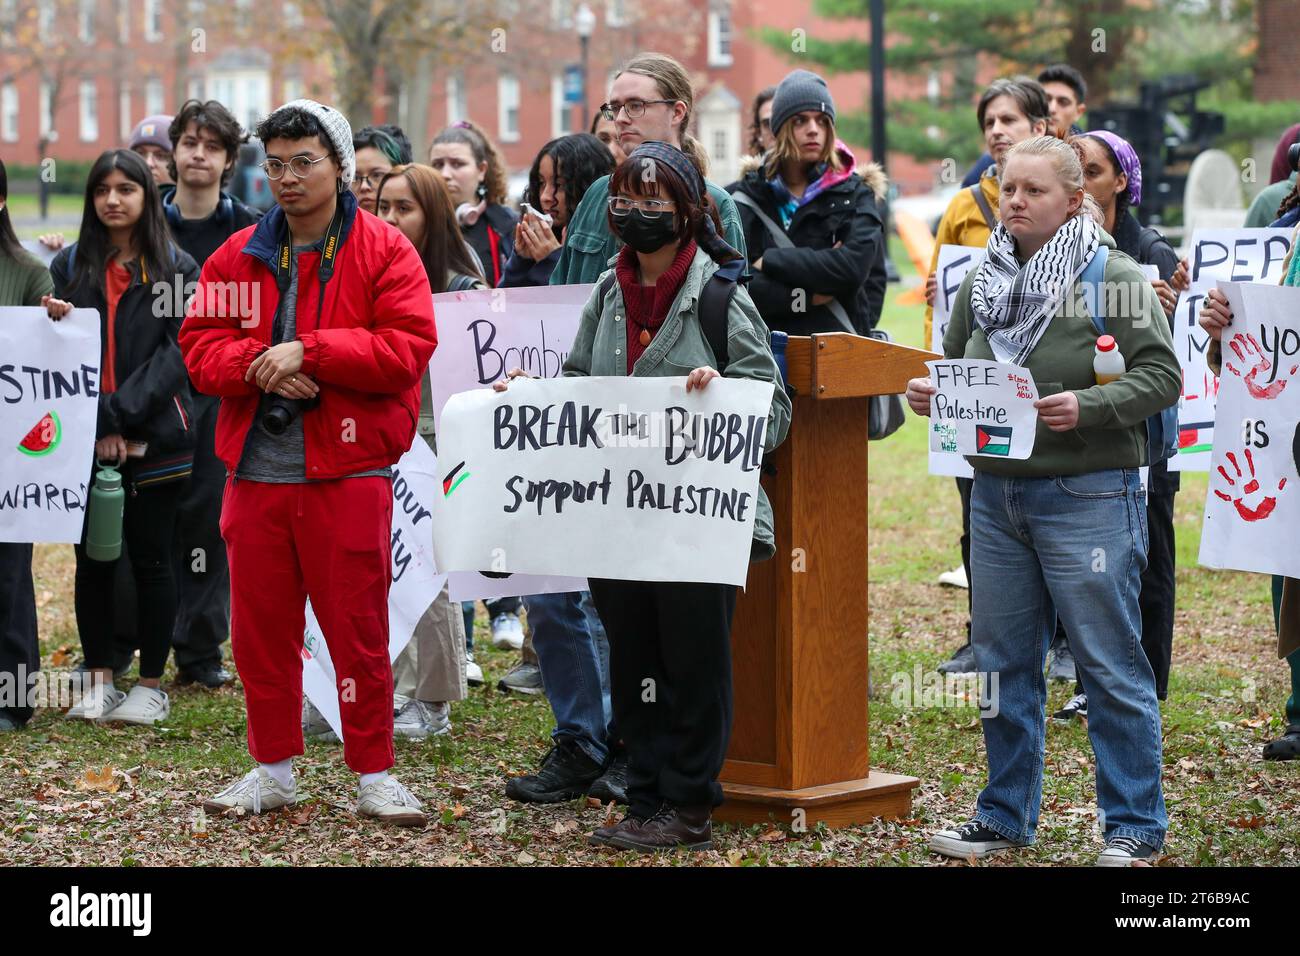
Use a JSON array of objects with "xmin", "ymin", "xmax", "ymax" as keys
[{"xmin": 968, "ymin": 214, "xmax": 1100, "ymax": 364}]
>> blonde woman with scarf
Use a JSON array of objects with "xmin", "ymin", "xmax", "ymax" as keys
[{"xmin": 906, "ymin": 136, "xmax": 1181, "ymax": 866}]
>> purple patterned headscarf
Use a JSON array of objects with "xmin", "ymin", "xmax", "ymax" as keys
[{"xmin": 1083, "ymin": 130, "xmax": 1142, "ymax": 207}]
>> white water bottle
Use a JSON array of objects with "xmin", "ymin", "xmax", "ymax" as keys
[{"xmin": 1094, "ymin": 334, "xmax": 1125, "ymax": 385}]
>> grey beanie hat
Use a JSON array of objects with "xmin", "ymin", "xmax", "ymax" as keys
[
  {"xmin": 266, "ymin": 98, "xmax": 355, "ymax": 188},
  {"xmin": 770, "ymin": 69, "xmax": 836, "ymax": 137}
]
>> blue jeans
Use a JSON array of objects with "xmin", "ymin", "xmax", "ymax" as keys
[
  {"xmin": 970, "ymin": 468, "xmax": 1167, "ymax": 849},
  {"xmin": 523, "ymin": 590, "xmax": 612, "ymax": 765}
]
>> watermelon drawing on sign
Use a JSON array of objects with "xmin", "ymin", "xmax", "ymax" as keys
[{"xmin": 17, "ymin": 410, "xmax": 62, "ymax": 457}]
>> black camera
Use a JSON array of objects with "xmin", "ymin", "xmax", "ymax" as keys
[
  {"xmin": 1290, "ymin": 141, "xmax": 1300, "ymax": 173},
  {"xmin": 260, "ymin": 394, "xmax": 319, "ymax": 436}
]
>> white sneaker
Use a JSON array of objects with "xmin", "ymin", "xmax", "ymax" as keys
[
  {"xmin": 357, "ymin": 775, "xmax": 426, "ymax": 827},
  {"xmin": 302, "ymin": 697, "xmax": 340, "ymax": 743},
  {"xmin": 203, "ymin": 767, "xmax": 296, "ymax": 815},
  {"xmin": 394, "ymin": 698, "xmax": 451, "ymax": 739},
  {"xmin": 466, "ymin": 652, "xmax": 484, "ymax": 686},
  {"xmin": 491, "ymin": 613, "xmax": 525, "ymax": 650},
  {"xmin": 937, "ymin": 566, "xmax": 969, "ymax": 589},
  {"xmin": 64, "ymin": 681, "xmax": 126, "ymax": 720},
  {"xmin": 100, "ymin": 685, "xmax": 170, "ymax": 725}
]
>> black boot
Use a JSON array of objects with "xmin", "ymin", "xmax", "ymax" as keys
[
  {"xmin": 505, "ymin": 738, "xmax": 603, "ymax": 803},
  {"xmin": 588, "ymin": 748, "xmax": 628, "ymax": 805},
  {"xmin": 1263, "ymin": 724, "xmax": 1300, "ymax": 761}
]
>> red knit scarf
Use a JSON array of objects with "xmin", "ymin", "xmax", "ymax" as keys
[{"xmin": 616, "ymin": 239, "xmax": 697, "ymax": 373}]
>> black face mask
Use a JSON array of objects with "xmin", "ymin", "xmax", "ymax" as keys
[{"xmin": 614, "ymin": 210, "xmax": 677, "ymax": 254}]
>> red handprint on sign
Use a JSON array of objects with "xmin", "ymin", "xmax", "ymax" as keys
[
  {"xmin": 1223, "ymin": 332, "xmax": 1299, "ymax": 400},
  {"xmin": 1214, "ymin": 448, "xmax": 1286, "ymax": 522}
]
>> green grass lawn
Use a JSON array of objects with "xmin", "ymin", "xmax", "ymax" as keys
[{"xmin": 1, "ymin": 258, "xmax": 1296, "ymax": 867}]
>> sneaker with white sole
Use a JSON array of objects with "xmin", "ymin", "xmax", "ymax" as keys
[
  {"xmin": 1097, "ymin": 835, "xmax": 1159, "ymax": 866},
  {"xmin": 393, "ymin": 698, "xmax": 451, "ymax": 739},
  {"xmin": 1051, "ymin": 692, "xmax": 1088, "ymax": 722},
  {"xmin": 64, "ymin": 682, "xmax": 126, "ymax": 721},
  {"xmin": 357, "ymin": 775, "xmax": 426, "ymax": 826},
  {"xmin": 937, "ymin": 565, "xmax": 969, "ymax": 589},
  {"xmin": 302, "ymin": 697, "xmax": 340, "ymax": 743},
  {"xmin": 203, "ymin": 767, "xmax": 296, "ymax": 815},
  {"xmin": 929, "ymin": 820, "xmax": 1027, "ymax": 859},
  {"xmin": 100, "ymin": 685, "xmax": 170, "ymax": 725},
  {"xmin": 498, "ymin": 660, "xmax": 545, "ymax": 696},
  {"xmin": 466, "ymin": 652, "xmax": 484, "ymax": 686},
  {"xmin": 491, "ymin": 613, "xmax": 525, "ymax": 650}
]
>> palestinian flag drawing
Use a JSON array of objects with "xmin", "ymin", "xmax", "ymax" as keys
[
  {"xmin": 442, "ymin": 461, "xmax": 469, "ymax": 497},
  {"xmin": 975, "ymin": 424, "xmax": 1013, "ymax": 456}
]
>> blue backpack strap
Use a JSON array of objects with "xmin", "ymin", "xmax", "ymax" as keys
[{"xmin": 1079, "ymin": 244, "xmax": 1109, "ymax": 334}]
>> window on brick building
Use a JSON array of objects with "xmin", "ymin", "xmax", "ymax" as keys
[
  {"xmin": 78, "ymin": 0, "xmax": 95, "ymax": 43},
  {"xmin": 146, "ymin": 77, "xmax": 165, "ymax": 115},
  {"xmin": 79, "ymin": 80, "xmax": 98, "ymax": 142},
  {"xmin": 499, "ymin": 73, "xmax": 520, "ymax": 143},
  {"xmin": 446, "ymin": 74, "xmax": 467, "ymax": 126},
  {"xmin": 144, "ymin": 0, "xmax": 163, "ymax": 41},
  {"xmin": 708, "ymin": 2, "xmax": 733, "ymax": 68},
  {"xmin": 2, "ymin": 83, "xmax": 18, "ymax": 143},
  {"xmin": 119, "ymin": 83, "xmax": 131, "ymax": 140}
]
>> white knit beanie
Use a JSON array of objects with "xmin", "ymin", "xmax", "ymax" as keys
[{"xmin": 267, "ymin": 99, "xmax": 355, "ymax": 188}]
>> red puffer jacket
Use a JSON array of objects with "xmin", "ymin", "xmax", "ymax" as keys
[{"xmin": 179, "ymin": 190, "xmax": 437, "ymax": 480}]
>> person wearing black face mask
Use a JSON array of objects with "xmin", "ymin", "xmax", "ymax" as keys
[{"xmin": 496, "ymin": 142, "xmax": 791, "ymax": 852}]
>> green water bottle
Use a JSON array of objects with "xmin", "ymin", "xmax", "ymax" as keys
[{"xmin": 85, "ymin": 464, "xmax": 125, "ymax": 562}]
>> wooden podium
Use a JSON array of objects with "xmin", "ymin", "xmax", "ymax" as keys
[{"xmin": 716, "ymin": 332, "xmax": 939, "ymax": 829}]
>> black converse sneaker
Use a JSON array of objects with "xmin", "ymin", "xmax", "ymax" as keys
[
  {"xmin": 1097, "ymin": 835, "xmax": 1159, "ymax": 866},
  {"xmin": 929, "ymin": 820, "xmax": 1025, "ymax": 859},
  {"xmin": 1052, "ymin": 692, "xmax": 1088, "ymax": 722}
]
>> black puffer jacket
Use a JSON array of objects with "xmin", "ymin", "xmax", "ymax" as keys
[
  {"xmin": 50, "ymin": 242, "xmax": 199, "ymax": 458},
  {"xmin": 730, "ymin": 145, "xmax": 888, "ymax": 336}
]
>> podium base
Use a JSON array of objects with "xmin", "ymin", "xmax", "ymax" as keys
[{"xmin": 716, "ymin": 770, "xmax": 919, "ymax": 829}]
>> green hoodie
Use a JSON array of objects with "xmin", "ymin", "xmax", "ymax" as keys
[
  {"xmin": 943, "ymin": 233, "xmax": 1181, "ymax": 478},
  {"xmin": 562, "ymin": 246, "xmax": 791, "ymax": 560}
]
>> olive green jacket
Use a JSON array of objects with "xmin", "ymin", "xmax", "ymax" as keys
[{"xmin": 562, "ymin": 247, "xmax": 792, "ymax": 560}]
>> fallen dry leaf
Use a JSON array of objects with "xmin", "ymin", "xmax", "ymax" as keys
[{"xmin": 75, "ymin": 766, "xmax": 119, "ymax": 794}]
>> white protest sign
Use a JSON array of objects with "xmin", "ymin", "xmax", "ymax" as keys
[
  {"xmin": 1197, "ymin": 281, "xmax": 1300, "ymax": 579},
  {"xmin": 302, "ymin": 437, "xmax": 446, "ymax": 739},
  {"xmin": 931, "ymin": 244, "xmax": 986, "ymax": 353},
  {"xmin": 0, "ymin": 308, "xmax": 100, "ymax": 543},
  {"xmin": 928, "ymin": 245, "xmax": 984, "ymax": 479},
  {"xmin": 425, "ymin": 284, "xmax": 592, "ymax": 431},
  {"xmin": 1170, "ymin": 228, "xmax": 1293, "ymax": 472},
  {"xmin": 431, "ymin": 376, "xmax": 774, "ymax": 587},
  {"xmin": 925, "ymin": 359, "xmax": 1039, "ymax": 460},
  {"xmin": 425, "ymin": 284, "xmax": 591, "ymax": 599}
]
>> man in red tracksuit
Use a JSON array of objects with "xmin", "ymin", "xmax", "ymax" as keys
[{"xmin": 180, "ymin": 99, "xmax": 436, "ymax": 825}]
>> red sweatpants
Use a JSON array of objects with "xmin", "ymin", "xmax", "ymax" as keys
[{"xmin": 220, "ymin": 476, "xmax": 395, "ymax": 773}]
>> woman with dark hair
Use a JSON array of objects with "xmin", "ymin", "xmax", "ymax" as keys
[
  {"xmin": 496, "ymin": 142, "xmax": 791, "ymax": 851},
  {"xmin": 45, "ymin": 149, "xmax": 200, "ymax": 726},
  {"xmin": 505, "ymin": 133, "xmax": 614, "ymax": 288},
  {"xmin": 365, "ymin": 162, "xmax": 481, "ymax": 739},
  {"xmin": 496, "ymin": 132, "xmax": 622, "ymax": 807},
  {"xmin": 590, "ymin": 111, "xmax": 626, "ymax": 166},
  {"xmin": 0, "ymin": 159, "xmax": 56, "ymax": 733},
  {"xmin": 429, "ymin": 120, "xmax": 518, "ymax": 287},
  {"xmin": 352, "ymin": 124, "xmax": 414, "ymax": 216}
]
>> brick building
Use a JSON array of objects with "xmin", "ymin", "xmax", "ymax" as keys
[{"xmin": 0, "ymin": 0, "xmax": 939, "ymax": 194}]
